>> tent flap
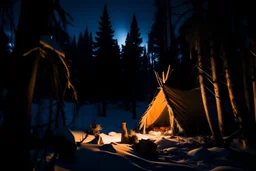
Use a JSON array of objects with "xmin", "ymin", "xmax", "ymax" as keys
[{"xmin": 163, "ymin": 85, "xmax": 209, "ymax": 135}]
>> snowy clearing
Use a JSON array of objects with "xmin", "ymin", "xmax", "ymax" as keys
[{"xmin": 26, "ymin": 101, "xmax": 256, "ymax": 171}]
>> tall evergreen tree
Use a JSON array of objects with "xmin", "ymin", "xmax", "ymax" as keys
[
  {"xmin": 77, "ymin": 31, "xmax": 84, "ymax": 83},
  {"xmin": 79, "ymin": 27, "xmax": 95, "ymax": 100},
  {"xmin": 89, "ymin": 32, "xmax": 94, "ymax": 60},
  {"xmin": 122, "ymin": 32, "xmax": 132, "ymax": 110},
  {"xmin": 140, "ymin": 47, "xmax": 150, "ymax": 100},
  {"xmin": 151, "ymin": 0, "xmax": 169, "ymax": 71},
  {"xmin": 83, "ymin": 27, "xmax": 90, "ymax": 64},
  {"xmin": 94, "ymin": 4, "xmax": 118, "ymax": 116},
  {"xmin": 71, "ymin": 35, "xmax": 77, "ymax": 50},
  {"xmin": 83, "ymin": 28, "xmax": 94, "ymax": 69},
  {"xmin": 129, "ymin": 14, "xmax": 143, "ymax": 68},
  {"xmin": 142, "ymin": 47, "xmax": 149, "ymax": 72},
  {"xmin": 77, "ymin": 32, "xmax": 83, "ymax": 49},
  {"xmin": 69, "ymin": 35, "xmax": 77, "ymax": 75},
  {"xmin": 122, "ymin": 14, "xmax": 143, "ymax": 119},
  {"xmin": 149, "ymin": 0, "xmax": 179, "ymax": 71}
]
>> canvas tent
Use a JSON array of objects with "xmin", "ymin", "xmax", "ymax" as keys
[{"xmin": 138, "ymin": 66, "xmax": 210, "ymax": 136}]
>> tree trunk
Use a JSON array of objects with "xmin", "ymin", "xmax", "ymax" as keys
[
  {"xmin": 125, "ymin": 101, "xmax": 130, "ymax": 111},
  {"xmin": 241, "ymin": 52, "xmax": 252, "ymax": 113},
  {"xmin": 132, "ymin": 100, "xmax": 136, "ymax": 120},
  {"xmin": 35, "ymin": 98, "xmax": 43, "ymax": 126},
  {"xmin": 196, "ymin": 40, "xmax": 223, "ymax": 145},
  {"xmin": 0, "ymin": 87, "xmax": 2, "ymax": 101},
  {"xmin": 2, "ymin": 0, "xmax": 43, "ymax": 169},
  {"xmin": 55, "ymin": 100, "xmax": 60, "ymax": 128},
  {"xmin": 102, "ymin": 101, "xmax": 107, "ymax": 117},
  {"xmin": 223, "ymin": 50, "xmax": 247, "ymax": 148},
  {"xmin": 49, "ymin": 97, "xmax": 53, "ymax": 129},
  {"xmin": 60, "ymin": 102, "xmax": 66, "ymax": 126},
  {"xmin": 3, "ymin": 54, "xmax": 40, "ymax": 171},
  {"xmin": 253, "ymin": 67, "xmax": 256, "ymax": 124},
  {"xmin": 210, "ymin": 42, "xmax": 225, "ymax": 136},
  {"xmin": 132, "ymin": 73, "xmax": 136, "ymax": 119},
  {"xmin": 61, "ymin": 110, "xmax": 66, "ymax": 126},
  {"xmin": 251, "ymin": 54, "xmax": 256, "ymax": 123},
  {"xmin": 163, "ymin": 0, "xmax": 168, "ymax": 63}
]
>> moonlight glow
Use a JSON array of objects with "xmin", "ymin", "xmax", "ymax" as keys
[
  {"xmin": 115, "ymin": 29, "xmax": 147, "ymax": 48},
  {"xmin": 115, "ymin": 29, "xmax": 127, "ymax": 47}
]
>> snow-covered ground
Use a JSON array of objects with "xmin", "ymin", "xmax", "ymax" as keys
[
  {"xmin": 1, "ymin": 98, "xmax": 255, "ymax": 171},
  {"xmin": 69, "ymin": 131, "xmax": 255, "ymax": 171}
]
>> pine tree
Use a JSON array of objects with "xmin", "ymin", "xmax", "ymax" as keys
[
  {"xmin": 89, "ymin": 32, "xmax": 94, "ymax": 56},
  {"xmin": 77, "ymin": 32, "xmax": 84, "ymax": 55},
  {"xmin": 84, "ymin": 27, "xmax": 89, "ymax": 41},
  {"xmin": 69, "ymin": 34, "xmax": 80, "ymax": 91},
  {"xmin": 94, "ymin": 4, "xmax": 115, "ymax": 67},
  {"xmin": 130, "ymin": 14, "xmax": 143, "ymax": 65},
  {"xmin": 141, "ymin": 47, "xmax": 149, "ymax": 100},
  {"xmin": 71, "ymin": 35, "xmax": 77, "ymax": 54},
  {"xmin": 122, "ymin": 14, "xmax": 143, "ymax": 119},
  {"xmin": 89, "ymin": 32, "xmax": 94, "ymax": 60},
  {"xmin": 83, "ymin": 27, "xmax": 93, "ymax": 67},
  {"xmin": 113, "ymin": 39, "xmax": 121, "ymax": 71},
  {"xmin": 94, "ymin": 4, "xmax": 117, "ymax": 116},
  {"xmin": 113, "ymin": 39, "xmax": 121, "ymax": 99},
  {"xmin": 77, "ymin": 32, "xmax": 85, "ymax": 89},
  {"xmin": 66, "ymin": 35, "xmax": 77, "ymax": 73},
  {"xmin": 142, "ymin": 47, "xmax": 149, "ymax": 72},
  {"xmin": 150, "ymin": 0, "xmax": 177, "ymax": 71}
]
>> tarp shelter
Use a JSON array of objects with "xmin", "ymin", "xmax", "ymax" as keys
[{"xmin": 138, "ymin": 66, "xmax": 210, "ymax": 136}]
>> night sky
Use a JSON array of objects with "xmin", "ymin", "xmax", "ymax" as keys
[
  {"xmin": 61, "ymin": 0, "xmax": 155, "ymax": 47},
  {"xmin": 11, "ymin": 0, "xmax": 191, "ymax": 47}
]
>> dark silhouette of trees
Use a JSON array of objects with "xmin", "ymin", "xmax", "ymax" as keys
[
  {"xmin": 140, "ymin": 47, "xmax": 150, "ymax": 100},
  {"xmin": 1, "ymin": 2, "xmax": 256, "ymax": 171},
  {"xmin": 94, "ymin": 4, "xmax": 120, "ymax": 116},
  {"xmin": 1, "ymin": 0, "xmax": 73, "ymax": 170},
  {"xmin": 148, "ymin": 0, "xmax": 179, "ymax": 71},
  {"xmin": 82, "ymin": 28, "xmax": 95, "ymax": 100},
  {"xmin": 175, "ymin": 0, "xmax": 256, "ymax": 147},
  {"xmin": 76, "ymin": 28, "xmax": 95, "ymax": 101},
  {"xmin": 62, "ymin": 28, "xmax": 95, "ymax": 102},
  {"xmin": 122, "ymin": 14, "xmax": 143, "ymax": 119}
]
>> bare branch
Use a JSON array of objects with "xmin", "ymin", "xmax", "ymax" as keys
[
  {"xmin": 40, "ymin": 40, "xmax": 65, "ymax": 57},
  {"xmin": 23, "ymin": 41, "xmax": 77, "ymax": 102},
  {"xmin": 23, "ymin": 47, "xmax": 39, "ymax": 56}
]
